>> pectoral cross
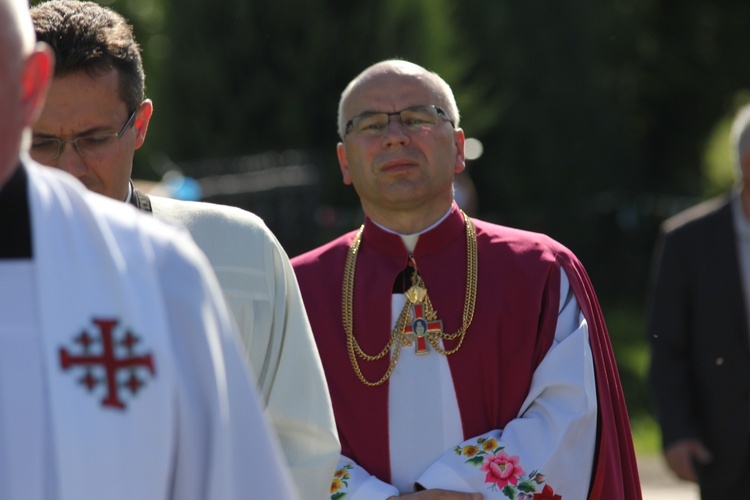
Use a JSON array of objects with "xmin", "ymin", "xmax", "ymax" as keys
[{"xmin": 403, "ymin": 300, "xmax": 444, "ymax": 355}]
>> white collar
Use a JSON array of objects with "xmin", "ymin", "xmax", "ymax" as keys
[
  {"xmin": 124, "ymin": 181, "xmax": 133, "ymax": 204},
  {"xmin": 371, "ymin": 207, "xmax": 453, "ymax": 254}
]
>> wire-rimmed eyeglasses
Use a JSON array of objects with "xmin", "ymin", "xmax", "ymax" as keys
[
  {"xmin": 344, "ymin": 105, "xmax": 454, "ymax": 137},
  {"xmin": 30, "ymin": 109, "xmax": 137, "ymax": 162}
]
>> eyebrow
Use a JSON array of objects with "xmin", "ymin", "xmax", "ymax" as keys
[
  {"xmin": 348, "ymin": 105, "xmax": 427, "ymax": 124},
  {"xmin": 33, "ymin": 117, "xmax": 127, "ymax": 139},
  {"xmin": 356, "ymin": 105, "xmax": 426, "ymax": 114},
  {"xmin": 33, "ymin": 124, "xmax": 119, "ymax": 139}
]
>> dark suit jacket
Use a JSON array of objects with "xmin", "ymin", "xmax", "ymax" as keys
[{"xmin": 647, "ymin": 194, "xmax": 750, "ymax": 488}]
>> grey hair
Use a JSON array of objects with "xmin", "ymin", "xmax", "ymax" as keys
[
  {"xmin": 337, "ymin": 59, "xmax": 460, "ymax": 139},
  {"xmin": 730, "ymin": 103, "xmax": 750, "ymax": 181}
]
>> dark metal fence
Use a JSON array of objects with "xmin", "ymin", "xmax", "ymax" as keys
[{"xmin": 178, "ymin": 150, "xmax": 320, "ymax": 257}]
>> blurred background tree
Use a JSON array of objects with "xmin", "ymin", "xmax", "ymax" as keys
[{"xmin": 33, "ymin": 0, "xmax": 750, "ymax": 451}]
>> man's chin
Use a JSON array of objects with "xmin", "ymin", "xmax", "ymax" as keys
[{"xmin": 78, "ymin": 178, "xmax": 108, "ymax": 198}]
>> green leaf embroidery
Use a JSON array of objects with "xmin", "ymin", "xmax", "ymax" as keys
[{"xmin": 517, "ymin": 481, "xmax": 535, "ymax": 492}]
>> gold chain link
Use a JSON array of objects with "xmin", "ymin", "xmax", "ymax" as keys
[{"xmin": 342, "ymin": 211, "xmax": 478, "ymax": 386}]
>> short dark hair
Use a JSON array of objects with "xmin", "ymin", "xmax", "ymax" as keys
[{"xmin": 31, "ymin": 0, "xmax": 145, "ymax": 113}]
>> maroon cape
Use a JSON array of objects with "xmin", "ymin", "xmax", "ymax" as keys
[{"xmin": 292, "ymin": 203, "xmax": 641, "ymax": 499}]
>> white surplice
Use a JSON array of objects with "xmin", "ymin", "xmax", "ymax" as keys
[
  {"xmin": 0, "ymin": 162, "xmax": 298, "ymax": 500},
  {"xmin": 150, "ymin": 195, "xmax": 340, "ymax": 500}
]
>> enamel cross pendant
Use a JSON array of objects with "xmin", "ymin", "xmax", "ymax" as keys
[{"xmin": 403, "ymin": 286, "xmax": 444, "ymax": 354}]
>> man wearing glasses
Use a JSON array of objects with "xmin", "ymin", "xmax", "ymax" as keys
[
  {"xmin": 292, "ymin": 60, "xmax": 641, "ymax": 499},
  {"xmin": 29, "ymin": 1, "xmax": 339, "ymax": 498},
  {"xmin": 30, "ymin": 107, "xmax": 137, "ymax": 200}
]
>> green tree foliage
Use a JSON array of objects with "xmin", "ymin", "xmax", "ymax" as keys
[
  {"xmin": 148, "ymin": 1, "xmax": 466, "ymax": 174},
  {"xmin": 32, "ymin": 0, "xmax": 750, "ymax": 301},
  {"xmin": 453, "ymin": 2, "xmax": 636, "ymax": 220},
  {"xmin": 451, "ymin": 0, "xmax": 750, "ymax": 302},
  {"xmin": 450, "ymin": 1, "xmax": 645, "ymax": 300}
]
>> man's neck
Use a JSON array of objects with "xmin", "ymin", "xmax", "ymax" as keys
[{"xmin": 363, "ymin": 200, "xmax": 454, "ymax": 235}]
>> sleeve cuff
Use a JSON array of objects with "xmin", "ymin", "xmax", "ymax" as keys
[
  {"xmin": 348, "ymin": 475, "xmax": 400, "ymax": 500},
  {"xmin": 415, "ymin": 460, "xmax": 474, "ymax": 493}
]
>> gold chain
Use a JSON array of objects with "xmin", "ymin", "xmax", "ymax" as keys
[{"xmin": 342, "ymin": 211, "xmax": 478, "ymax": 386}]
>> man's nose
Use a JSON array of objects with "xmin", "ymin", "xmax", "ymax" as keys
[
  {"xmin": 382, "ymin": 116, "xmax": 410, "ymax": 147},
  {"xmin": 56, "ymin": 142, "xmax": 87, "ymax": 176}
]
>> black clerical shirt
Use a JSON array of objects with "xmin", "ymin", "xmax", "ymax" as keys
[{"xmin": 0, "ymin": 165, "xmax": 32, "ymax": 259}]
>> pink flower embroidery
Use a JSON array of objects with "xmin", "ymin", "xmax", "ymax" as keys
[
  {"xmin": 456, "ymin": 436, "xmax": 556, "ymax": 496},
  {"xmin": 480, "ymin": 451, "xmax": 525, "ymax": 489}
]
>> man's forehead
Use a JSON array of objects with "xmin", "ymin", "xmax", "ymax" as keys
[
  {"xmin": 34, "ymin": 70, "xmax": 128, "ymax": 134},
  {"xmin": 48, "ymin": 69, "xmax": 122, "ymax": 103},
  {"xmin": 344, "ymin": 72, "xmax": 441, "ymax": 113}
]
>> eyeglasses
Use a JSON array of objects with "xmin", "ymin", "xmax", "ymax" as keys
[
  {"xmin": 344, "ymin": 105, "xmax": 454, "ymax": 137},
  {"xmin": 30, "ymin": 110, "xmax": 137, "ymax": 162}
]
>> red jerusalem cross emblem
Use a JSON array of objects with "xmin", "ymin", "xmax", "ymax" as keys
[{"xmin": 59, "ymin": 318, "xmax": 156, "ymax": 410}]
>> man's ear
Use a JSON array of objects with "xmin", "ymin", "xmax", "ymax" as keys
[
  {"xmin": 21, "ymin": 43, "xmax": 54, "ymax": 127},
  {"xmin": 133, "ymin": 99, "xmax": 153, "ymax": 150},
  {"xmin": 337, "ymin": 142, "xmax": 353, "ymax": 185},
  {"xmin": 453, "ymin": 128, "xmax": 466, "ymax": 174}
]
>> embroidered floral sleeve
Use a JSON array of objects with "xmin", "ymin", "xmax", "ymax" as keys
[
  {"xmin": 330, "ymin": 464, "xmax": 354, "ymax": 499},
  {"xmin": 415, "ymin": 431, "xmax": 561, "ymax": 499},
  {"xmin": 415, "ymin": 290, "xmax": 597, "ymax": 499},
  {"xmin": 451, "ymin": 434, "xmax": 561, "ymax": 499},
  {"xmin": 328, "ymin": 455, "xmax": 399, "ymax": 499}
]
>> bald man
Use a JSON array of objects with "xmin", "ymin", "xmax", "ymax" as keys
[
  {"xmin": 292, "ymin": 59, "xmax": 641, "ymax": 499},
  {"xmin": 28, "ymin": 4, "xmax": 339, "ymax": 496}
]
